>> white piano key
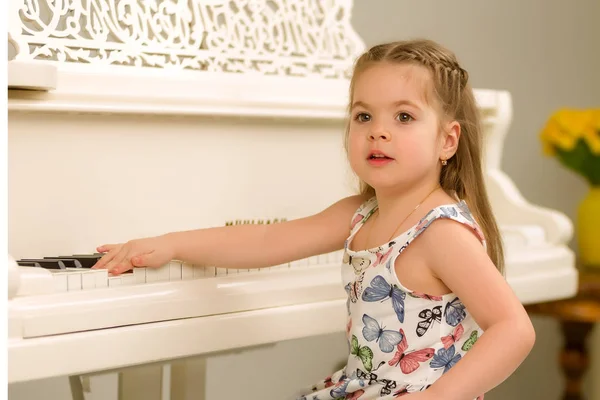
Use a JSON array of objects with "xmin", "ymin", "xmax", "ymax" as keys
[
  {"xmin": 331, "ymin": 250, "xmax": 344, "ymax": 264},
  {"xmin": 193, "ymin": 265, "xmax": 205, "ymax": 278},
  {"xmin": 204, "ymin": 266, "xmax": 216, "ymax": 277},
  {"xmin": 181, "ymin": 263, "xmax": 194, "ymax": 279},
  {"xmin": 318, "ymin": 253, "xmax": 330, "ymax": 265},
  {"xmin": 308, "ymin": 255, "xmax": 320, "ymax": 266},
  {"xmin": 169, "ymin": 261, "xmax": 182, "ymax": 280},
  {"xmin": 215, "ymin": 268, "xmax": 227, "ymax": 277},
  {"xmin": 157, "ymin": 265, "xmax": 171, "ymax": 281},
  {"xmin": 290, "ymin": 258, "xmax": 307, "ymax": 269},
  {"xmin": 108, "ymin": 276, "xmax": 121, "ymax": 287},
  {"xmin": 52, "ymin": 273, "xmax": 68, "ymax": 292},
  {"xmin": 94, "ymin": 269, "xmax": 108, "ymax": 288},
  {"xmin": 278, "ymin": 262, "xmax": 291, "ymax": 271},
  {"xmin": 133, "ymin": 268, "xmax": 146, "ymax": 284},
  {"xmin": 67, "ymin": 273, "xmax": 82, "ymax": 291},
  {"xmin": 62, "ymin": 268, "xmax": 93, "ymax": 290},
  {"xmin": 121, "ymin": 274, "xmax": 136, "ymax": 286},
  {"xmin": 81, "ymin": 271, "xmax": 96, "ymax": 290},
  {"xmin": 146, "ymin": 264, "xmax": 170, "ymax": 282}
]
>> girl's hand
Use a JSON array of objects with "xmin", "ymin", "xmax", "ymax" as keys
[{"xmin": 91, "ymin": 234, "xmax": 176, "ymax": 275}]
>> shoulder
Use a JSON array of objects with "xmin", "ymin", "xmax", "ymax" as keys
[
  {"xmin": 418, "ymin": 215, "xmax": 487, "ymax": 262},
  {"xmin": 409, "ymin": 202, "xmax": 495, "ymax": 287},
  {"xmin": 313, "ymin": 194, "xmax": 372, "ymax": 228},
  {"xmin": 417, "ymin": 201, "xmax": 490, "ymax": 270},
  {"xmin": 409, "ymin": 201, "xmax": 486, "ymax": 256},
  {"xmin": 329, "ymin": 194, "xmax": 372, "ymax": 214},
  {"xmin": 417, "ymin": 210, "xmax": 511, "ymax": 313}
]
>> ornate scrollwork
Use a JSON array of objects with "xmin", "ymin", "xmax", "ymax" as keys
[{"xmin": 8, "ymin": 0, "xmax": 365, "ymax": 78}]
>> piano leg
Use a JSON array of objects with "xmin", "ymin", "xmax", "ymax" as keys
[
  {"xmin": 113, "ymin": 359, "xmax": 206, "ymax": 400},
  {"xmin": 68, "ymin": 376, "xmax": 85, "ymax": 400},
  {"xmin": 560, "ymin": 321, "xmax": 593, "ymax": 400},
  {"xmin": 119, "ymin": 364, "xmax": 164, "ymax": 400},
  {"xmin": 162, "ymin": 364, "xmax": 172, "ymax": 400},
  {"xmin": 170, "ymin": 359, "xmax": 207, "ymax": 400}
]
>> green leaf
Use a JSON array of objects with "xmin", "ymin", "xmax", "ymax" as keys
[{"xmin": 555, "ymin": 136, "xmax": 600, "ymax": 186}]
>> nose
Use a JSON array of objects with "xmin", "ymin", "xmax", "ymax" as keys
[{"xmin": 368, "ymin": 131, "xmax": 391, "ymax": 142}]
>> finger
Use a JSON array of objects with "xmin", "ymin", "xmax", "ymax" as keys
[
  {"xmin": 96, "ymin": 243, "xmax": 118, "ymax": 253},
  {"xmin": 104, "ymin": 246, "xmax": 130, "ymax": 275},
  {"xmin": 131, "ymin": 251, "xmax": 156, "ymax": 267},
  {"xmin": 110, "ymin": 258, "xmax": 134, "ymax": 275},
  {"xmin": 92, "ymin": 250, "xmax": 118, "ymax": 270}
]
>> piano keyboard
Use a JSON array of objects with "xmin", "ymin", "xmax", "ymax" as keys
[
  {"xmin": 9, "ymin": 249, "xmax": 348, "ymax": 341},
  {"xmin": 14, "ymin": 250, "xmax": 344, "ymax": 294}
]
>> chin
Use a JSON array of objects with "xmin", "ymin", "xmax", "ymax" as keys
[{"xmin": 360, "ymin": 176, "xmax": 404, "ymax": 193}]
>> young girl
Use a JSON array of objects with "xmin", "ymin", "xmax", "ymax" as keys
[{"xmin": 92, "ymin": 39, "xmax": 536, "ymax": 399}]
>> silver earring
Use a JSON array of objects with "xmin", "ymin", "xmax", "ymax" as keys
[{"xmin": 441, "ymin": 159, "xmax": 447, "ymax": 166}]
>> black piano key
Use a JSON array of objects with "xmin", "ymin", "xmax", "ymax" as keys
[
  {"xmin": 68, "ymin": 254, "xmax": 134, "ymax": 273},
  {"xmin": 16, "ymin": 261, "xmax": 42, "ymax": 268},
  {"xmin": 42, "ymin": 258, "xmax": 80, "ymax": 268},
  {"xmin": 55, "ymin": 254, "xmax": 104, "ymax": 268},
  {"xmin": 17, "ymin": 258, "xmax": 67, "ymax": 269}
]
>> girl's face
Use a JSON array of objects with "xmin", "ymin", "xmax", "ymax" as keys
[{"xmin": 348, "ymin": 62, "xmax": 455, "ymax": 194}]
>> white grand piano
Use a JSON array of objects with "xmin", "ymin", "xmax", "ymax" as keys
[{"xmin": 7, "ymin": 0, "xmax": 578, "ymax": 399}]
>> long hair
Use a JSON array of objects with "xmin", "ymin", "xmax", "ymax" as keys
[{"xmin": 344, "ymin": 39, "xmax": 504, "ymax": 274}]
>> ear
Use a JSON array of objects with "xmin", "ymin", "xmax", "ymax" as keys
[{"xmin": 439, "ymin": 120, "xmax": 460, "ymax": 161}]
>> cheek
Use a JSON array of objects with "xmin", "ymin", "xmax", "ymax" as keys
[
  {"xmin": 347, "ymin": 131, "xmax": 364, "ymax": 163},
  {"xmin": 396, "ymin": 135, "xmax": 437, "ymax": 167}
]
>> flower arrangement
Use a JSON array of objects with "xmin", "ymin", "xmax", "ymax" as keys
[
  {"xmin": 540, "ymin": 109, "xmax": 600, "ymax": 185},
  {"xmin": 539, "ymin": 108, "xmax": 600, "ymax": 268}
]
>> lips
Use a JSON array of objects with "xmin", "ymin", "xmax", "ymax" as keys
[
  {"xmin": 367, "ymin": 150, "xmax": 393, "ymax": 160},
  {"xmin": 366, "ymin": 150, "xmax": 394, "ymax": 167}
]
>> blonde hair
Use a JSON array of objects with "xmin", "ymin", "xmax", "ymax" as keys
[{"xmin": 344, "ymin": 39, "xmax": 504, "ymax": 274}]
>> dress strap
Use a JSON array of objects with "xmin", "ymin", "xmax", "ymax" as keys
[
  {"xmin": 349, "ymin": 196, "xmax": 378, "ymax": 235},
  {"xmin": 404, "ymin": 200, "xmax": 487, "ymax": 251}
]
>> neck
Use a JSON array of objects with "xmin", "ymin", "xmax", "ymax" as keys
[{"xmin": 374, "ymin": 180, "xmax": 444, "ymax": 220}]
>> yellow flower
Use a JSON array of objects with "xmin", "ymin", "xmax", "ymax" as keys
[
  {"xmin": 586, "ymin": 111, "xmax": 600, "ymax": 155},
  {"xmin": 540, "ymin": 109, "xmax": 600, "ymax": 155},
  {"xmin": 583, "ymin": 129, "xmax": 600, "ymax": 155}
]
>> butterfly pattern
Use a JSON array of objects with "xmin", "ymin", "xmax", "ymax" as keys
[
  {"xmin": 299, "ymin": 197, "xmax": 486, "ymax": 400},
  {"xmin": 362, "ymin": 275, "xmax": 406, "ymax": 322},
  {"xmin": 388, "ymin": 328, "xmax": 435, "ymax": 374}
]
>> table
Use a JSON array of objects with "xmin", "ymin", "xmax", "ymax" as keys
[{"xmin": 525, "ymin": 268, "xmax": 600, "ymax": 400}]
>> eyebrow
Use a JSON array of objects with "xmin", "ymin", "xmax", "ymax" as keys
[{"xmin": 351, "ymin": 100, "xmax": 422, "ymax": 110}]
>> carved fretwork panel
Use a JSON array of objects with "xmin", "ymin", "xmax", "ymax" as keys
[{"xmin": 8, "ymin": 0, "xmax": 365, "ymax": 78}]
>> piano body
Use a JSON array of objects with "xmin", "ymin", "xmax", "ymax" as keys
[{"xmin": 7, "ymin": 0, "xmax": 578, "ymax": 399}]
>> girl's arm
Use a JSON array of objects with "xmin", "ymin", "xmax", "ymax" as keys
[
  {"xmin": 415, "ymin": 219, "xmax": 536, "ymax": 400},
  {"xmin": 93, "ymin": 194, "xmax": 367, "ymax": 275},
  {"xmin": 167, "ymin": 194, "xmax": 366, "ymax": 268}
]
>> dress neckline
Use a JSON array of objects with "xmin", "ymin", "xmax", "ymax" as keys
[{"xmin": 345, "ymin": 198, "xmax": 467, "ymax": 254}]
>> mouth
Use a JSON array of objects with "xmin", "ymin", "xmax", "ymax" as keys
[{"xmin": 367, "ymin": 151, "xmax": 393, "ymax": 161}]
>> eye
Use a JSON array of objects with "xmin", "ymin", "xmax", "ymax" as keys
[
  {"xmin": 354, "ymin": 112, "xmax": 371, "ymax": 123},
  {"xmin": 396, "ymin": 112, "xmax": 413, "ymax": 123}
]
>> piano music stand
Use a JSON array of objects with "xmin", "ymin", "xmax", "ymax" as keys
[{"xmin": 525, "ymin": 267, "xmax": 600, "ymax": 400}]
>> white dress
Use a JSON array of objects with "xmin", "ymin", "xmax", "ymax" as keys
[{"xmin": 299, "ymin": 197, "xmax": 486, "ymax": 400}]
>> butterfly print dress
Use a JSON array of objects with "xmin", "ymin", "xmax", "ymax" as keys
[{"xmin": 298, "ymin": 197, "xmax": 486, "ymax": 400}]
